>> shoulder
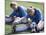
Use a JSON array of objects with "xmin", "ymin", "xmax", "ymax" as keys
[
  {"xmin": 18, "ymin": 6, "xmax": 27, "ymax": 10},
  {"xmin": 34, "ymin": 8, "xmax": 41, "ymax": 15},
  {"xmin": 35, "ymin": 8, "xmax": 43, "ymax": 19},
  {"xmin": 35, "ymin": 8, "xmax": 42, "ymax": 14}
]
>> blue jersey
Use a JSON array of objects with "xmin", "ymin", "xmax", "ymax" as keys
[
  {"xmin": 10, "ymin": 6, "xmax": 27, "ymax": 17},
  {"xmin": 27, "ymin": 9, "xmax": 41, "ymax": 24}
]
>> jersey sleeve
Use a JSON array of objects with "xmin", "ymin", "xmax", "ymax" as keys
[
  {"xmin": 35, "ymin": 9, "xmax": 41, "ymax": 24},
  {"xmin": 10, "ymin": 11, "xmax": 16, "ymax": 17}
]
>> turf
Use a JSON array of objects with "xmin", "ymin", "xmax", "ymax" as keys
[{"xmin": 5, "ymin": 0, "xmax": 44, "ymax": 35}]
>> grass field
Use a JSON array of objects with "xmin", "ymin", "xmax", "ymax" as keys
[{"xmin": 5, "ymin": 0, "xmax": 44, "ymax": 35}]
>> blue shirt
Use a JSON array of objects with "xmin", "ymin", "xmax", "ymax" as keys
[
  {"xmin": 27, "ymin": 9, "xmax": 41, "ymax": 24},
  {"xmin": 10, "ymin": 6, "xmax": 27, "ymax": 17}
]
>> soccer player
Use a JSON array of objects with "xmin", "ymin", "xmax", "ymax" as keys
[
  {"xmin": 5, "ymin": 2, "xmax": 27, "ymax": 33},
  {"xmin": 27, "ymin": 7, "xmax": 43, "ymax": 32}
]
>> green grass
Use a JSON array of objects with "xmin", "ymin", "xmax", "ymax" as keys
[
  {"xmin": 5, "ymin": 24, "xmax": 12, "ymax": 35},
  {"xmin": 5, "ymin": 0, "xmax": 44, "ymax": 35}
]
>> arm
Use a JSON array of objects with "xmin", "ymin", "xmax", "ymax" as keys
[
  {"xmin": 10, "ymin": 11, "xmax": 16, "ymax": 17},
  {"xmin": 33, "ymin": 10, "xmax": 41, "ymax": 24}
]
